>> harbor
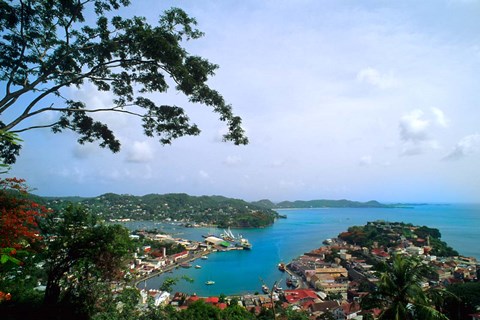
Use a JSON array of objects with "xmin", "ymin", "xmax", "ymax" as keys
[{"xmin": 130, "ymin": 204, "xmax": 480, "ymax": 296}]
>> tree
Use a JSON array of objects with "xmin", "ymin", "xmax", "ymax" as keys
[
  {"xmin": 158, "ymin": 275, "xmax": 193, "ymax": 293},
  {"xmin": 178, "ymin": 300, "xmax": 220, "ymax": 320},
  {"xmin": 0, "ymin": 177, "xmax": 47, "ymax": 267},
  {"xmin": 40, "ymin": 204, "xmax": 133, "ymax": 319},
  {"xmin": 0, "ymin": 0, "xmax": 248, "ymax": 164},
  {"xmin": 361, "ymin": 254, "xmax": 450, "ymax": 320},
  {"xmin": 443, "ymin": 282, "xmax": 480, "ymax": 320}
]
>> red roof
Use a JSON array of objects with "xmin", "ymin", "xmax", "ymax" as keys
[
  {"xmin": 371, "ymin": 248, "xmax": 389, "ymax": 257},
  {"xmin": 205, "ymin": 296, "xmax": 219, "ymax": 304},
  {"xmin": 187, "ymin": 295, "xmax": 200, "ymax": 303},
  {"xmin": 172, "ymin": 251, "xmax": 188, "ymax": 258},
  {"xmin": 284, "ymin": 289, "xmax": 318, "ymax": 303}
]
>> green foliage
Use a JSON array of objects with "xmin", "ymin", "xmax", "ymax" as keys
[
  {"xmin": 281, "ymin": 306, "xmax": 310, "ymax": 320},
  {"xmin": 159, "ymin": 276, "xmax": 193, "ymax": 293},
  {"xmin": 0, "ymin": 129, "xmax": 22, "ymax": 172},
  {"xmin": 443, "ymin": 282, "xmax": 480, "ymax": 320},
  {"xmin": 141, "ymin": 237, "xmax": 185, "ymax": 256},
  {"xmin": 178, "ymin": 300, "xmax": 220, "ymax": 319},
  {"xmin": 222, "ymin": 303, "xmax": 256, "ymax": 320},
  {"xmin": 338, "ymin": 221, "xmax": 458, "ymax": 256},
  {"xmin": 43, "ymin": 193, "xmax": 279, "ymax": 228},
  {"xmin": 0, "ymin": 0, "xmax": 247, "ymax": 164},
  {"xmin": 40, "ymin": 204, "xmax": 134, "ymax": 318},
  {"xmin": 361, "ymin": 254, "xmax": 449, "ymax": 320}
]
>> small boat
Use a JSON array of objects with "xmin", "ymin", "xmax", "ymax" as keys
[
  {"xmin": 278, "ymin": 262, "xmax": 286, "ymax": 271},
  {"xmin": 180, "ymin": 263, "xmax": 192, "ymax": 268},
  {"xmin": 239, "ymin": 238, "xmax": 252, "ymax": 250},
  {"xmin": 201, "ymin": 256, "xmax": 208, "ymax": 260},
  {"xmin": 286, "ymin": 278, "xmax": 293, "ymax": 287},
  {"xmin": 195, "ymin": 265, "xmax": 202, "ymax": 269},
  {"xmin": 205, "ymin": 280, "xmax": 215, "ymax": 285},
  {"xmin": 323, "ymin": 238, "xmax": 333, "ymax": 245},
  {"xmin": 262, "ymin": 284, "xmax": 270, "ymax": 294}
]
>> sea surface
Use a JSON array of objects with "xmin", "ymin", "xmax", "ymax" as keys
[{"xmin": 123, "ymin": 204, "xmax": 480, "ymax": 296}]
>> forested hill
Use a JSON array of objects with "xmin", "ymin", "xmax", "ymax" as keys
[
  {"xmin": 39, "ymin": 193, "xmax": 390, "ymax": 228},
  {"xmin": 251, "ymin": 199, "xmax": 390, "ymax": 209},
  {"xmin": 40, "ymin": 193, "xmax": 279, "ymax": 228}
]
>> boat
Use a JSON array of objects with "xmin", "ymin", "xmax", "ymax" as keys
[
  {"xmin": 262, "ymin": 284, "xmax": 270, "ymax": 294},
  {"xmin": 205, "ymin": 280, "xmax": 215, "ymax": 285},
  {"xmin": 180, "ymin": 263, "xmax": 192, "ymax": 268},
  {"xmin": 221, "ymin": 227, "xmax": 236, "ymax": 241},
  {"xmin": 201, "ymin": 256, "xmax": 208, "ymax": 260},
  {"xmin": 286, "ymin": 278, "xmax": 293, "ymax": 287},
  {"xmin": 239, "ymin": 238, "xmax": 252, "ymax": 250},
  {"xmin": 274, "ymin": 285, "xmax": 283, "ymax": 292},
  {"xmin": 286, "ymin": 275, "xmax": 299, "ymax": 287},
  {"xmin": 195, "ymin": 265, "xmax": 202, "ymax": 269},
  {"xmin": 278, "ymin": 262, "xmax": 286, "ymax": 271}
]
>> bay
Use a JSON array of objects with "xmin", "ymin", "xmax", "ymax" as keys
[{"xmin": 126, "ymin": 204, "xmax": 480, "ymax": 296}]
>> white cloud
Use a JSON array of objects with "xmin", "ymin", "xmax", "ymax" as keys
[
  {"xmin": 431, "ymin": 107, "xmax": 449, "ymax": 127},
  {"xmin": 357, "ymin": 67, "xmax": 399, "ymax": 89},
  {"xmin": 199, "ymin": 170, "xmax": 210, "ymax": 180},
  {"xmin": 269, "ymin": 159, "xmax": 286, "ymax": 168},
  {"xmin": 443, "ymin": 133, "xmax": 480, "ymax": 160},
  {"xmin": 399, "ymin": 109, "xmax": 430, "ymax": 142},
  {"xmin": 223, "ymin": 155, "xmax": 242, "ymax": 166},
  {"xmin": 359, "ymin": 155, "xmax": 373, "ymax": 166},
  {"xmin": 398, "ymin": 109, "xmax": 443, "ymax": 156},
  {"xmin": 126, "ymin": 141, "xmax": 154, "ymax": 163},
  {"xmin": 73, "ymin": 144, "xmax": 99, "ymax": 159}
]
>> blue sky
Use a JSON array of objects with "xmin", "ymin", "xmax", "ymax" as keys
[{"xmin": 6, "ymin": 0, "xmax": 480, "ymax": 202}]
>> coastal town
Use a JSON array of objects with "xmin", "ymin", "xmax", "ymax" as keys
[{"xmin": 126, "ymin": 221, "xmax": 479, "ymax": 319}]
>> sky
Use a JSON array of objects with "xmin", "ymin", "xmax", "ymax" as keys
[{"xmin": 6, "ymin": 0, "xmax": 480, "ymax": 203}]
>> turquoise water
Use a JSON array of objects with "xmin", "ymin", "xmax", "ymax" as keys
[{"xmin": 128, "ymin": 204, "xmax": 480, "ymax": 296}]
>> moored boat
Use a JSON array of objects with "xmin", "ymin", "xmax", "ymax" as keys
[
  {"xmin": 195, "ymin": 265, "xmax": 201, "ymax": 269},
  {"xmin": 261, "ymin": 284, "xmax": 270, "ymax": 294},
  {"xmin": 278, "ymin": 262, "xmax": 286, "ymax": 271},
  {"xmin": 205, "ymin": 280, "xmax": 215, "ymax": 285},
  {"xmin": 180, "ymin": 263, "xmax": 192, "ymax": 268},
  {"xmin": 286, "ymin": 277, "xmax": 293, "ymax": 287},
  {"xmin": 240, "ymin": 238, "xmax": 252, "ymax": 250}
]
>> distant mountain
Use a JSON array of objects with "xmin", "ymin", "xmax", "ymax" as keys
[
  {"xmin": 250, "ymin": 199, "xmax": 276, "ymax": 209},
  {"xmin": 256, "ymin": 199, "xmax": 390, "ymax": 209}
]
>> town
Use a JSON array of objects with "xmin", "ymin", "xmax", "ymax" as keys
[{"xmin": 126, "ymin": 221, "xmax": 479, "ymax": 319}]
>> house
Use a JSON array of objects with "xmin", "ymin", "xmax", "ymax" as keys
[
  {"xmin": 283, "ymin": 289, "xmax": 319, "ymax": 305},
  {"xmin": 171, "ymin": 251, "xmax": 189, "ymax": 262},
  {"xmin": 309, "ymin": 300, "xmax": 341, "ymax": 318}
]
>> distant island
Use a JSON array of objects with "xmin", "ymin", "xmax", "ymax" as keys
[
  {"xmin": 37, "ymin": 193, "xmax": 391, "ymax": 228},
  {"xmin": 252, "ymin": 198, "xmax": 391, "ymax": 209}
]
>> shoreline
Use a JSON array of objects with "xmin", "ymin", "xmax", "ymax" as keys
[{"xmin": 133, "ymin": 250, "xmax": 212, "ymax": 288}]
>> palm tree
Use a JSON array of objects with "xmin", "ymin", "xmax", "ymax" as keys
[{"xmin": 361, "ymin": 254, "xmax": 450, "ymax": 320}]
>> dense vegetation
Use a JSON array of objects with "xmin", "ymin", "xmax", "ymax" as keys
[
  {"xmin": 444, "ymin": 282, "xmax": 480, "ymax": 320},
  {"xmin": 41, "ymin": 193, "xmax": 280, "ymax": 228},
  {"xmin": 338, "ymin": 221, "xmax": 459, "ymax": 257}
]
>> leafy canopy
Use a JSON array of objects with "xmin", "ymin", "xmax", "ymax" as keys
[
  {"xmin": 0, "ymin": 0, "xmax": 248, "ymax": 164},
  {"xmin": 361, "ymin": 254, "xmax": 450, "ymax": 320}
]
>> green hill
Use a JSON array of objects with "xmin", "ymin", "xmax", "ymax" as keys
[{"xmin": 40, "ymin": 193, "xmax": 279, "ymax": 228}]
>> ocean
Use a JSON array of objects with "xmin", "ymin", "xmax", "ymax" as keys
[{"xmin": 125, "ymin": 204, "xmax": 480, "ymax": 296}]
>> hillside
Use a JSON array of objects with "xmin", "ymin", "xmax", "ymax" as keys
[{"xmin": 40, "ymin": 193, "xmax": 279, "ymax": 228}]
